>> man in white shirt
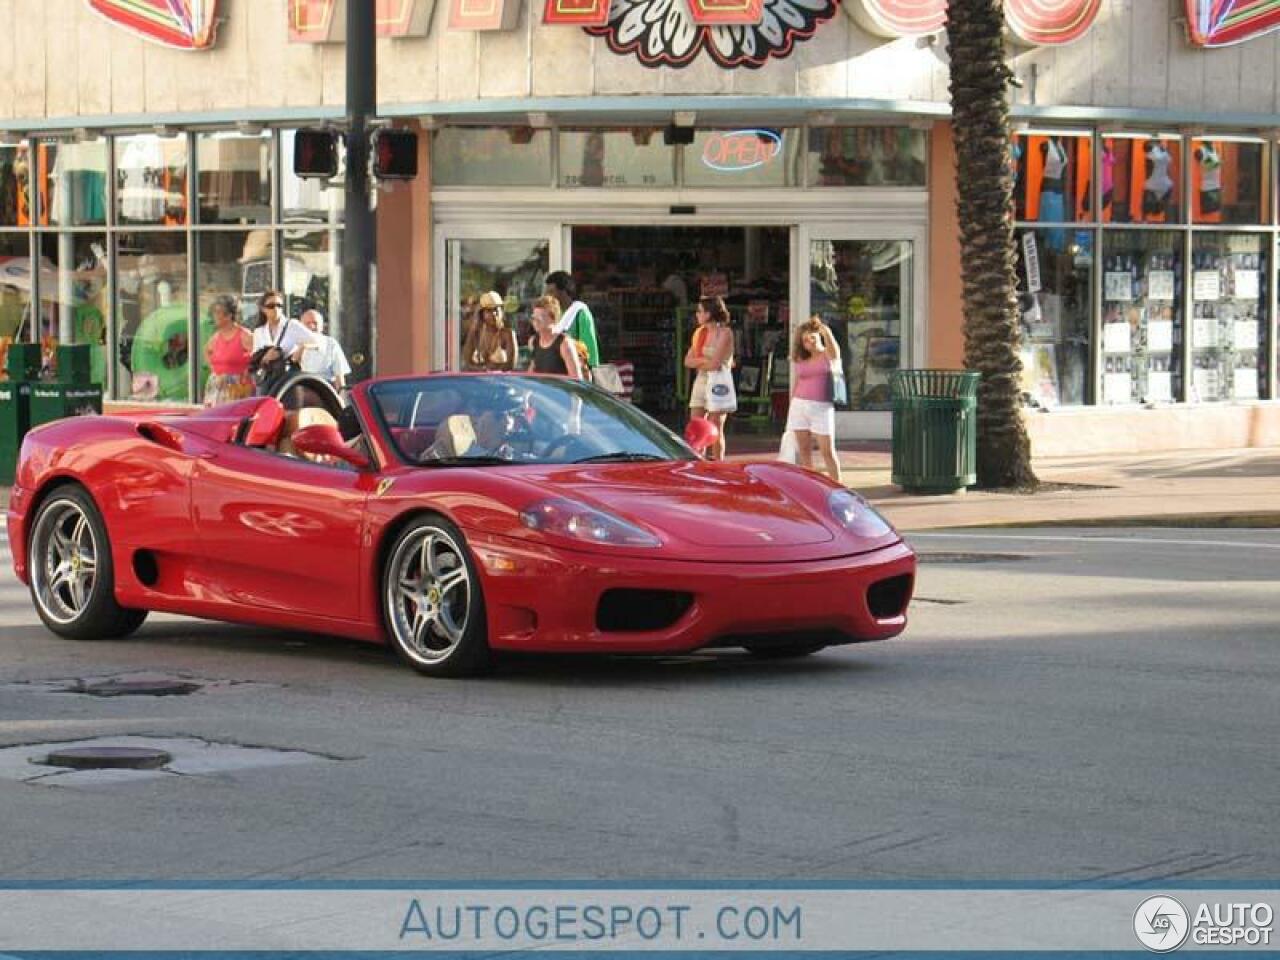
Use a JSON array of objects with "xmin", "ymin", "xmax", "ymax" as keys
[{"xmin": 299, "ymin": 309, "xmax": 352, "ymax": 390}]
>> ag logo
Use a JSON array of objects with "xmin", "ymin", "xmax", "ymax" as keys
[{"xmin": 1134, "ymin": 896, "xmax": 1190, "ymax": 952}]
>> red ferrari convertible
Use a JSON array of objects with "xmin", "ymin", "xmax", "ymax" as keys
[{"xmin": 7, "ymin": 373, "xmax": 915, "ymax": 677}]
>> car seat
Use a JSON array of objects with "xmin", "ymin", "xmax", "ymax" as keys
[{"xmin": 242, "ymin": 396, "xmax": 286, "ymax": 449}]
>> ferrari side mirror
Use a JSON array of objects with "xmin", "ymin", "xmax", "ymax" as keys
[{"xmin": 291, "ymin": 424, "xmax": 371, "ymax": 470}]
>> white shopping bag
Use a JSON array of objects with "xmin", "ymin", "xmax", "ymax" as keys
[{"xmin": 777, "ymin": 430, "xmax": 799, "ymax": 464}]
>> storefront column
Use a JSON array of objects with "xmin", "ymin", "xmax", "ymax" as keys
[
  {"xmin": 376, "ymin": 121, "xmax": 432, "ymax": 376},
  {"xmin": 928, "ymin": 121, "xmax": 964, "ymax": 368}
]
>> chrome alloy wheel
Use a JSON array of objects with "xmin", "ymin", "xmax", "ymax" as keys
[
  {"xmin": 386, "ymin": 525, "xmax": 472, "ymax": 664},
  {"xmin": 31, "ymin": 499, "xmax": 99, "ymax": 626}
]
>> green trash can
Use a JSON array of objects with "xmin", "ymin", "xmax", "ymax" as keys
[
  {"xmin": 28, "ymin": 381, "xmax": 104, "ymax": 429},
  {"xmin": 890, "ymin": 369, "xmax": 980, "ymax": 494},
  {"xmin": 0, "ymin": 379, "xmax": 32, "ymax": 485}
]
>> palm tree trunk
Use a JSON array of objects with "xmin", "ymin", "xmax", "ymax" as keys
[{"xmin": 946, "ymin": 0, "xmax": 1038, "ymax": 489}]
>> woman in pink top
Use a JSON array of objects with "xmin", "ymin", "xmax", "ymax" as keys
[
  {"xmin": 785, "ymin": 315, "xmax": 842, "ymax": 482},
  {"xmin": 202, "ymin": 294, "xmax": 254, "ymax": 407}
]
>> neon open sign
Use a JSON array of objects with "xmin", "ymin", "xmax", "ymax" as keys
[{"xmin": 701, "ymin": 129, "xmax": 783, "ymax": 173}]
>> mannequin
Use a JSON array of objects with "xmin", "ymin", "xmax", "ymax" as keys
[
  {"xmin": 1143, "ymin": 141, "xmax": 1175, "ymax": 220},
  {"xmin": 1195, "ymin": 141, "xmax": 1222, "ymax": 222},
  {"xmin": 1038, "ymin": 137, "xmax": 1068, "ymax": 251}
]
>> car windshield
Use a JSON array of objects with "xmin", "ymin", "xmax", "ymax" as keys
[{"xmin": 369, "ymin": 375, "xmax": 696, "ymax": 467}]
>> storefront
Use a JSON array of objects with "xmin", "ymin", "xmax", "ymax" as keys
[{"xmin": 427, "ymin": 122, "xmax": 929, "ymax": 436}]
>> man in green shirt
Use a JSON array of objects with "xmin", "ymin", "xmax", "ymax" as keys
[{"xmin": 545, "ymin": 270, "xmax": 599, "ymax": 368}]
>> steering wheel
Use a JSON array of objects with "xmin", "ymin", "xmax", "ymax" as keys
[{"xmin": 541, "ymin": 434, "xmax": 594, "ymax": 463}]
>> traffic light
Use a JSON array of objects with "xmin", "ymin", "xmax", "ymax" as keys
[
  {"xmin": 372, "ymin": 128, "xmax": 418, "ymax": 180},
  {"xmin": 293, "ymin": 128, "xmax": 339, "ymax": 178}
]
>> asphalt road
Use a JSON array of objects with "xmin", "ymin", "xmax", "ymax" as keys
[{"xmin": 0, "ymin": 526, "xmax": 1277, "ymax": 882}]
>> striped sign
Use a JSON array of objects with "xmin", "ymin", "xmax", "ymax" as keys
[
  {"xmin": 287, "ymin": 0, "xmax": 435, "ymax": 42},
  {"xmin": 86, "ymin": 0, "xmax": 220, "ymax": 49},
  {"xmin": 542, "ymin": 0, "xmax": 611, "ymax": 26},
  {"xmin": 845, "ymin": 0, "xmax": 1101, "ymax": 43},
  {"xmin": 1185, "ymin": 0, "xmax": 1280, "ymax": 45},
  {"xmin": 1005, "ymin": 0, "xmax": 1102, "ymax": 45}
]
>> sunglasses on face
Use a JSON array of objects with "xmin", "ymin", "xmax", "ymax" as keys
[{"xmin": 264, "ymin": 301, "xmax": 282, "ymax": 310}]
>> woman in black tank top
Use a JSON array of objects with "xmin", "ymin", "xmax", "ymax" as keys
[{"xmin": 528, "ymin": 296, "xmax": 585, "ymax": 379}]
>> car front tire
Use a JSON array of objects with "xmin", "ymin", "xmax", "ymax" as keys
[
  {"xmin": 382, "ymin": 515, "xmax": 491, "ymax": 677},
  {"xmin": 28, "ymin": 485, "xmax": 148, "ymax": 640}
]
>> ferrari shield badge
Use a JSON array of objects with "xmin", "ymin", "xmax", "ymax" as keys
[{"xmin": 375, "ymin": 478, "xmax": 396, "ymax": 498}]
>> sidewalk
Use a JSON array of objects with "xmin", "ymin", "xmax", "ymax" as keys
[{"xmin": 733, "ymin": 444, "xmax": 1280, "ymax": 532}]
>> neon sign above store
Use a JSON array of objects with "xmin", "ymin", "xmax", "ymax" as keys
[
  {"xmin": 1184, "ymin": 0, "xmax": 1280, "ymax": 46},
  {"xmin": 702, "ymin": 130, "xmax": 783, "ymax": 173},
  {"xmin": 86, "ymin": 0, "xmax": 220, "ymax": 49}
]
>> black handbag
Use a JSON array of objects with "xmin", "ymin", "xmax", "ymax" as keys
[{"xmin": 250, "ymin": 319, "xmax": 299, "ymax": 396}]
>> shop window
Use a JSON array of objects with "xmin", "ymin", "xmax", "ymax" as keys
[
  {"xmin": 115, "ymin": 134, "xmax": 189, "ymax": 226},
  {"xmin": 283, "ymin": 229, "xmax": 342, "ymax": 335},
  {"xmin": 1014, "ymin": 133, "xmax": 1092, "ymax": 223},
  {"xmin": 1100, "ymin": 136, "xmax": 1182, "ymax": 224},
  {"xmin": 558, "ymin": 128, "xmax": 674, "ymax": 188},
  {"xmin": 115, "ymin": 232, "xmax": 190, "ymax": 402},
  {"xmin": 0, "ymin": 233, "xmax": 32, "ymax": 351},
  {"xmin": 1190, "ymin": 233, "xmax": 1269, "ymax": 401},
  {"xmin": 37, "ymin": 141, "xmax": 107, "ymax": 227},
  {"xmin": 683, "ymin": 128, "xmax": 800, "ymax": 189},
  {"xmin": 281, "ymin": 128, "xmax": 345, "ymax": 224},
  {"xmin": 1190, "ymin": 139, "xmax": 1266, "ymax": 225},
  {"xmin": 432, "ymin": 128, "xmax": 552, "ymax": 187},
  {"xmin": 1100, "ymin": 230, "xmax": 1183, "ymax": 404},
  {"xmin": 38, "ymin": 233, "xmax": 108, "ymax": 385},
  {"xmin": 0, "ymin": 144, "xmax": 31, "ymax": 227},
  {"xmin": 1016, "ymin": 228, "xmax": 1093, "ymax": 407},
  {"xmin": 197, "ymin": 132, "xmax": 271, "ymax": 225},
  {"xmin": 806, "ymin": 127, "xmax": 926, "ymax": 187}
]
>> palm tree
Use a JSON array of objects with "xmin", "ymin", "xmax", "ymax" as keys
[{"xmin": 945, "ymin": 0, "xmax": 1037, "ymax": 489}]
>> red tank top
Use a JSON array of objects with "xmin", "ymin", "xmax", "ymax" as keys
[{"xmin": 209, "ymin": 328, "xmax": 251, "ymax": 375}]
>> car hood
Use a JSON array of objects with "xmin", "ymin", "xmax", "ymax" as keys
[{"xmin": 506, "ymin": 460, "xmax": 895, "ymax": 561}]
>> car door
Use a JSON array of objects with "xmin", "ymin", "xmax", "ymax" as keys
[{"xmin": 190, "ymin": 444, "xmax": 369, "ymax": 621}]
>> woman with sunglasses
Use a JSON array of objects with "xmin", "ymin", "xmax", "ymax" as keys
[
  {"xmin": 461, "ymin": 290, "xmax": 518, "ymax": 372},
  {"xmin": 251, "ymin": 290, "xmax": 319, "ymax": 381}
]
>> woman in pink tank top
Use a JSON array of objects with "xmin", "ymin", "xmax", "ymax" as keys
[
  {"xmin": 202, "ymin": 294, "xmax": 254, "ymax": 407},
  {"xmin": 784, "ymin": 315, "xmax": 842, "ymax": 482}
]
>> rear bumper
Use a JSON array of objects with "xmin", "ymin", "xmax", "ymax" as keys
[{"xmin": 468, "ymin": 534, "xmax": 916, "ymax": 653}]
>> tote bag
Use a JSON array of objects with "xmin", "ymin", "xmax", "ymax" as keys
[
  {"xmin": 831, "ymin": 360, "xmax": 849, "ymax": 407},
  {"xmin": 705, "ymin": 366, "xmax": 737, "ymax": 412}
]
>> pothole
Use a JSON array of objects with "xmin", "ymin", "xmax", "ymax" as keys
[
  {"xmin": 0, "ymin": 735, "xmax": 338, "ymax": 787},
  {"xmin": 0, "ymin": 671, "xmax": 272, "ymax": 697},
  {"xmin": 917, "ymin": 552, "xmax": 1031, "ymax": 564}
]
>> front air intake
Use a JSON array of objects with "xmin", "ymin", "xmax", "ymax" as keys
[
  {"xmin": 596, "ymin": 589, "xmax": 694, "ymax": 632},
  {"xmin": 867, "ymin": 574, "xmax": 913, "ymax": 619}
]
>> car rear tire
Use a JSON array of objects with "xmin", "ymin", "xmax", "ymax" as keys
[
  {"xmin": 744, "ymin": 641, "xmax": 826, "ymax": 659},
  {"xmin": 28, "ymin": 485, "xmax": 149, "ymax": 641},
  {"xmin": 383, "ymin": 515, "xmax": 491, "ymax": 677}
]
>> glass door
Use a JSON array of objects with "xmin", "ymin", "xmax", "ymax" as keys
[
  {"xmin": 434, "ymin": 226, "xmax": 561, "ymax": 371},
  {"xmin": 804, "ymin": 227, "xmax": 923, "ymax": 436}
]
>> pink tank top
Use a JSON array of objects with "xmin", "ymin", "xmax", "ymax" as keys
[
  {"xmin": 792, "ymin": 355, "xmax": 834, "ymax": 403},
  {"xmin": 209, "ymin": 328, "xmax": 251, "ymax": 375}
]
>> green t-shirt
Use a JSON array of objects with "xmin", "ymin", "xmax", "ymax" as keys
[{"xmin": 563, "ymin": 301, "xmax": 599, "ymax": 367}]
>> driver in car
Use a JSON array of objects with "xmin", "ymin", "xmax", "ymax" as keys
[{"xmin": 423, "ymin": 386, "xmax": 529, "ymax": 462}]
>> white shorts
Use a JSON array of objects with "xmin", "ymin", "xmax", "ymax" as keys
[
  {"xmin": 689, "ymin": 372, "xmax": 708, "ymax": 410},
  {"xmin": 785, "ymin": 397, "xmax": 835, "ymax": 436}
]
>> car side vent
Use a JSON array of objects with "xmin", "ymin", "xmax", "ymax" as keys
[
  {"xmin": 867, "ymin": 574, "xmax": 913, "ymax": 619},
  {"xmin": 597, "ymin": 589, "xmax": 694, "ymax": 633}
]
